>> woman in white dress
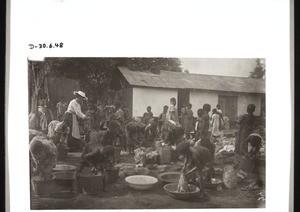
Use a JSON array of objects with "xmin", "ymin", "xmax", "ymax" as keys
[{"xmin": 210, "ymin": 108, "xmax": 221, "ymax": 138}]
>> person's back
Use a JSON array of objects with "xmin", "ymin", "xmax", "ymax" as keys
[
  {"xmin": 202, "ymin": 113, "xmax": 210, "ymax": 133},
  {"xmin": 235, "ymin": 104, "xmax": 257, "ymax": 154},
  {"xmin": 191, "ymin": 145, "xmax": 212, "ymax": 168}
]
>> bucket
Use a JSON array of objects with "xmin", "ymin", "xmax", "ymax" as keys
[
  {"xmin": 157, "ymin": 146, "xmax": 172, "ymax": 164},
  {"xmin": 105, "ymin": 167, "xmax": 120, "ymax": 184},
  {"xmin": 31, "ymin": 178, "xmax": 54, "ymax": 198},
  {"xmin": 114, "ymin": 147, "xmax": 122, "ymax": 162},
  {"xmin": 77, "ymin": 173, "xmax": 105, "ymax": 195},
  {"xmin": 52, "ymin": 171, "xmax": 78, "ymax": 198},
  {"xmin": 57, "ymin": 147, "xmax": 70, "ymax": 161}
]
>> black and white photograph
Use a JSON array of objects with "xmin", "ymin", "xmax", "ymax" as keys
[
  {"xmin": 28, "ymin": 57, "xmax": 266, "ymax": 209},
  {"xmin": 7, "ymin": 1, "xmax": 292, "ymax": 212}
]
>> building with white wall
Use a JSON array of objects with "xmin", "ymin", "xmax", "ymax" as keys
[{"xmin": 110, "ymin": 67, "xmax": 265, "ymax": 127}]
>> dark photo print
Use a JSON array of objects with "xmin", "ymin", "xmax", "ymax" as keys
[{"xmin": 28, "ymin": 57, "xmax": 266, "ymax": 209}]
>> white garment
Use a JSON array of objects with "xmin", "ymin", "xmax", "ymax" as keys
[
  {"xmin": 66, "ymin": 99, "xmax": 86, "ymax": 119},
  {"xmin": 66, "ymin": 99, "xmax": 85, "ymax": 139},
  {"xmin": 72, "ymin": 114, "xmax": 81, "ymax": 139},
  {"xmin": 211, "ymin": 113, "xmax": 221, "ymax": 137}
]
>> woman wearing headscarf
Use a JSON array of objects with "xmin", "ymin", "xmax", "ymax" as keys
[{"xmin": 29, "ymin": 122, "xmax": 65, "ymax": 180}]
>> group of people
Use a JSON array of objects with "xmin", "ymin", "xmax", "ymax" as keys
[{"xmin": 29, "ymin": 90, "xmax": 264, "ymax": 196}]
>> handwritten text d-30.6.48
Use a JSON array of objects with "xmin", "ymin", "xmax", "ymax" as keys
[{"xmin": 28, "ymin": 42, "xmax": 64, "ymax": 49}]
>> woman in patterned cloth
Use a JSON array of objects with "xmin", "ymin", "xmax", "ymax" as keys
[{"xmin": 29, "ymin": 122, "xmax": 65, "ymax": 180}]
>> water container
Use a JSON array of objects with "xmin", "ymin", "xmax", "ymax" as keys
[
  {"xmin": 52, "ymin": 171, "xmax": 78, "ymax": 198},
  {"xmin": 157, "ymin": 146, "xmax": 172, "ymax": 164},
  {"xmin": 31, "ymin": 178, "xmax": 55, "ymax": 198},
  {"xmin": 105, "ymin": 167, "xmax": 120, "ymax": 184},
  {"xmin": 77, "ymin": 173, "xmax": 105, "ymax": 195}
]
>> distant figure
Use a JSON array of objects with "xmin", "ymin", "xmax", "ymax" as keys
[
  {"xmin": 142, "ymin": 106, "xmax": 154, "ymax": 125},
  {"xmin": 216, "ymin": 104, "xmax": 224, "ymax": 130},
  {"xmin": 235, "ymin": 104, "xmax": 257, "ymax": 155},
  {"xmin": 211, "ymin": 108, "xmax": 221, "ymax": 138},
  {"xmin": 104, "ymin": 99, "xmax": 115, "ymax": 120},
  {"xmin": 84, "ymin": 102, "xmax": 96, "ymax": 131},
  {"xmin": 223, "ymin": 116, "xmax": 230, "ymax": 130},
  {"xmin": 195, "ymin": 109, "xmax": 204, "ymax": 141},
  {"xmin": 114, "ymin": 101, "xmax": 125, "ymax": 128},
  {"xmin": 167, "ymin": 97, "xmax": 179, "ymax": 124},
  {"xmin": 95, "ymin": 103, "xmax": 106, "ymax": 130},
  {"xmin": 158, "ymin": 105, "xmax": 169, "ymax": 132},
  {"xmin": 216, "ymin": 104, "xmax": 222, "ymax": 115},
  {"xmin": 144, "ymin": 118, "xmax": 159, "ymax": 147},
  {"xmin": 56, "ymin": 97, "xmax": 68, "ymax": 121},
  {"xmin": 181, "ymin": 103, "xmax": 194, "ymax": 139},
  {"xmin": 38, "ymin": 100, "xmax": 54, "ymax": 133},
  {"xmin": 200, "ymin": 104, "xmax": 211, "ymax": 138}
]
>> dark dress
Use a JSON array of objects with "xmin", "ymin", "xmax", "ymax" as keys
[{"xmin": 235, "ymin": 114, "xmax": 256, "ymax": 154}]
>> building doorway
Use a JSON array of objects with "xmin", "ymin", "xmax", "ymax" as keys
[
  {"xmin": 177, "ymin": 89, "xmax": 190, "ymax": 116},
  {"xmin": 218, "ymin": 95, "xmax": 238, "ymax": 128}
]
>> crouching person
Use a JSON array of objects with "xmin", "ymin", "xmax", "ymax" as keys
[
  {"xmin": 29, "ymin": 135, "xmax": 58, "ymax": 180},
  {"xmin": 241, "ymin": 133, "xmax": 264, "ymax": 187},
  {"xmin": 77, "ymin": 145, "xmax": 115, "ymax": 192},
  {"xmin": 125, "ymin": 120, "xmax": 146, "ymax": 154},
  {"xmin": 176, "ymin": 141, "xmax": 213, "ymax": 198}
]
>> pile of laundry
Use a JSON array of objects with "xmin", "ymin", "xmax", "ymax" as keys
[
  {"xmin": 214, "ymin": 137, "xmax": 236, "ymax": 160},
  {"xmin": 134, "ymin": 147, "xmax": 159, "ymax": 165}
]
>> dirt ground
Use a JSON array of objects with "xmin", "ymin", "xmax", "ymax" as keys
[{"xmin": 31, "ymin": 152, "xmax": 265, "ymax": 209}]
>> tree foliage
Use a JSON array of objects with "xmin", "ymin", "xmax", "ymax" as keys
[
  {"xmin": 249, "ymin": 59, "xmax": 265, "ymax": 78},
  {"xmin": 42, "ymin": 57, "xmax": 182, "ymax": 98}
]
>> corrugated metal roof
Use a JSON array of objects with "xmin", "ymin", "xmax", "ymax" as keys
[{"xmin": 118, "ymin": 67, "xmax": 265, "ymax": 93}]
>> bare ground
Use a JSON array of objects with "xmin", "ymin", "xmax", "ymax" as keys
[{"xmin": 31, "ymin": 152, "xmax": 265, "ymax": 209}]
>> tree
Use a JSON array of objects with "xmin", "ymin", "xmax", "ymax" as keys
[
  {"xmin": 249, "ymin": 59, "xmax": 265, "ymax": 78},
  {"xmin": 28, "ymin": 59, "xmax": 51, "ymax": 129},
  {"xmin": 42, "ymin": 57, "xmax": 182, "ymax": 99}
]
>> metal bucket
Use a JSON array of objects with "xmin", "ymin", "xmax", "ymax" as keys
[
  {"xmin": 105, "ymin": 167, "xmax": 120, "ymax": 184},
  {"xmin": 77, "ymin": 173, "xmax": 105, "ymax": 195},
  {"xmin": 31, "ymin": 179, "xmax": 54, "ymax": 198},
  {"xmin": 51, "ymin": 171, "xmax": 78, "ymax": 199}
]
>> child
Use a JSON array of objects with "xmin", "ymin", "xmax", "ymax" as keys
[
  {"xmin": 167, "ymin": 97, "xmax": 179, "ymax": 124},
  {"xmin": 142, "ymin": 106, "xmax": 154, "ymax": 125},
  {"xmin": 158, "ymin": 105, "xmax": 169, "ymax": 132},
  {"xmin": 195, "ymin": 109, "xmax": 204, "ymax": 141},
  {"xmin": 181, "ymin": 103, "xmax": 194, "ymax": 139},
  {"xmin": 211, "ymin": 108, "xmax": 221, "ymax": 138},
  {"xmin": 176, "ymin": 141, "xmax": 213, "ymax": 198}
]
